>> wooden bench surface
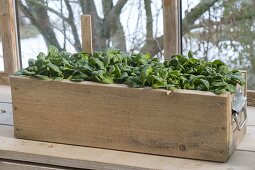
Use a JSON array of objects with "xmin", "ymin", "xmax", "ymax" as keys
[{"xmin": 0, "ymin": 85, "xmax": 255, "ymax": 170}]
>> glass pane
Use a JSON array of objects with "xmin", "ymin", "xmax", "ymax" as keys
[
  {"xmin": 182, "ymin": 0, "xmax": 255, "ymax": 89},
  {"xmin": 17, "ymin": 0, "xmax": 163, "ymax": 68}
]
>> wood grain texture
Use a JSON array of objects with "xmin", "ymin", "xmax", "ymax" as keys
[
  {"xmin": 163, "ymin": 0, "xmax": 180, "ymax": 58},
  {"xmin": 81, "ymin": 15, "xmax": 93, "ymax": 54},
  {"xmin": 228, "ymin": 80, "xmax": 247, "ymax": 156},
  {"xmin": 0, "ymin": 135, "xmax": 255, "ymax": 170},
  {"xmin": 228, "ymin": 111, "xmax": 247, "ymax": 156},
  {"xmin": 240, "ymin": 71, "xmax": 254, "ymax": 107},
  {"xmin": 10, "ymin": 76, "xmax": 234, "ymax": 162},
  {"xmin": 0, "ymin": 0, "xmax": 19, "ymax": 75},
  {"xmin": 247, "ymin": 90, "xmax": 255, "ymax": 107},
  {"xmin": 240, "ymin": 70, "xmax": 247, "ymax": 97},
  {"xmin": 0, "ymin": 72, "xmax": 10, "ymax": 85}
]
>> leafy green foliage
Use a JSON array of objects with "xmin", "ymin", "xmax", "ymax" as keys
[{"xmin": 15, "ymin": 45, "xmax": 245, "ymax": 95}]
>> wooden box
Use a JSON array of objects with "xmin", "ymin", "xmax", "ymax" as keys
[{"xmin": 10, "ymin": 76, "xmax": 247, "ymax": 162}]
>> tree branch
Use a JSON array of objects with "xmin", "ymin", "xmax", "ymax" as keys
[
  {"xmin": 108, "ymin": 0, "xmax": 128, "ymax": 17},
  {"xmin": 64, "ymin": 0, "xmax": 81, "ymax": 51},
  {"xmin": 144, "ymin": 0, "xmax": 153, "ymax": 39},
  {"xmin": 18, "ymin": 0, "xmax": 61, "ymax": 49},
  {"xmin": 141, "ymin": 36, "xmax": 163, "ymax": 57},
  {"xmin": 102, "ymin": 0, "xmax": 113, "ymax": 17},
  {"xmin": 182, "ymin": 0, "xmax": 219, "ymax": 34},
  {"xmin": 104, "ymin": 0, "xmax": 128, "ymax": 38},
  {"xmin": 96, "ymin": 0, "xmax": 128, "ymax": 50},
  {"xmin": 141, "ymin": 0, "xmax": 219, "ymax": 56},
  {"xmin": 26, "ymin": 0, "xmax": 82, "ymax": 50},
  {"xmin": 27, "ymin": 0, "xmax": 69, "ymax": 24}
]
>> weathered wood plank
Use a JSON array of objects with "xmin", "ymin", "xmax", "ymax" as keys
[
  {"xmin": 10, "ymin": 76, "xmax": 232, "ymax": 162},
  {"xmin": 0, "ymin": 102, "xmax": 13, "ymax": 125},
  {"xmin": 0, "ymin": 72, "xmax": 10, "ymax": 85},
  {"xmin": 0, "ymin": 136, "xmax": 255, "ymax": 170},
  {"xmin": 81, "ymin": 15, "xmax": 93, "ymax": 54},
  {"xmin": 228, "ymin": 108, "xmax": 247, "ymax": 156},
  {"xmin": 248, "ymin": 90, "xmax": 255, "ymax": 107},
  {"xmin": 0, "ymin": 0, "xmax": 19, "ymax": 75},
  {"xmin": 163, "ymin": 0, "xmax": 180, "ymax": 58}
]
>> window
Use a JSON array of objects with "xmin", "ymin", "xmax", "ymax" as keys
[
  {"xmin": 13, "ymin": 0, "xmax": 255, "ymax": 90},
  {"xmin": 17, "ymin": 0, "xmax": 163, "ymax": 68},
  {"xmin": 182, "ymin": 0, "xmax": 255, "ymax": 89}
]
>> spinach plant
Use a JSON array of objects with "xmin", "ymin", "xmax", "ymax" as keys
[{"xmin": 15, "ymin": 45, "xmax": 245, "ymax": 95}]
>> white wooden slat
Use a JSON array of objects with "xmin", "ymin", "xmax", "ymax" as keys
[
  {"xmin": 0, "ymin": 125, "xmax": 14, "ymax": 138},
  {"xmin": 0, "ymin": 85, "xmax": 12, "ymax": 103},
  {"xmin": 0, "ymin": 102, "xmax": 13, "ymax": 125},
  {"xmin": 247, "ymin": 107, "xmax": 255, "ymax": 126}
]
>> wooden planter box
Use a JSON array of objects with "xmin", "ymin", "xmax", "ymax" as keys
[{"xmin": 10, "ymin": 76, "xmax": 247, "ymax": 162}]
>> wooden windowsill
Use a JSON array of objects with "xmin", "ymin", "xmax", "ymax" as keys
[{"xmin": 0, "ymin": 72, "xmax": 10, "ymax": 85}]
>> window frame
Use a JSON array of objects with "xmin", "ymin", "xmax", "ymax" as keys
[{"xmin": 0, "ymin": 0, "xmax": 19, "ymax": 85}]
